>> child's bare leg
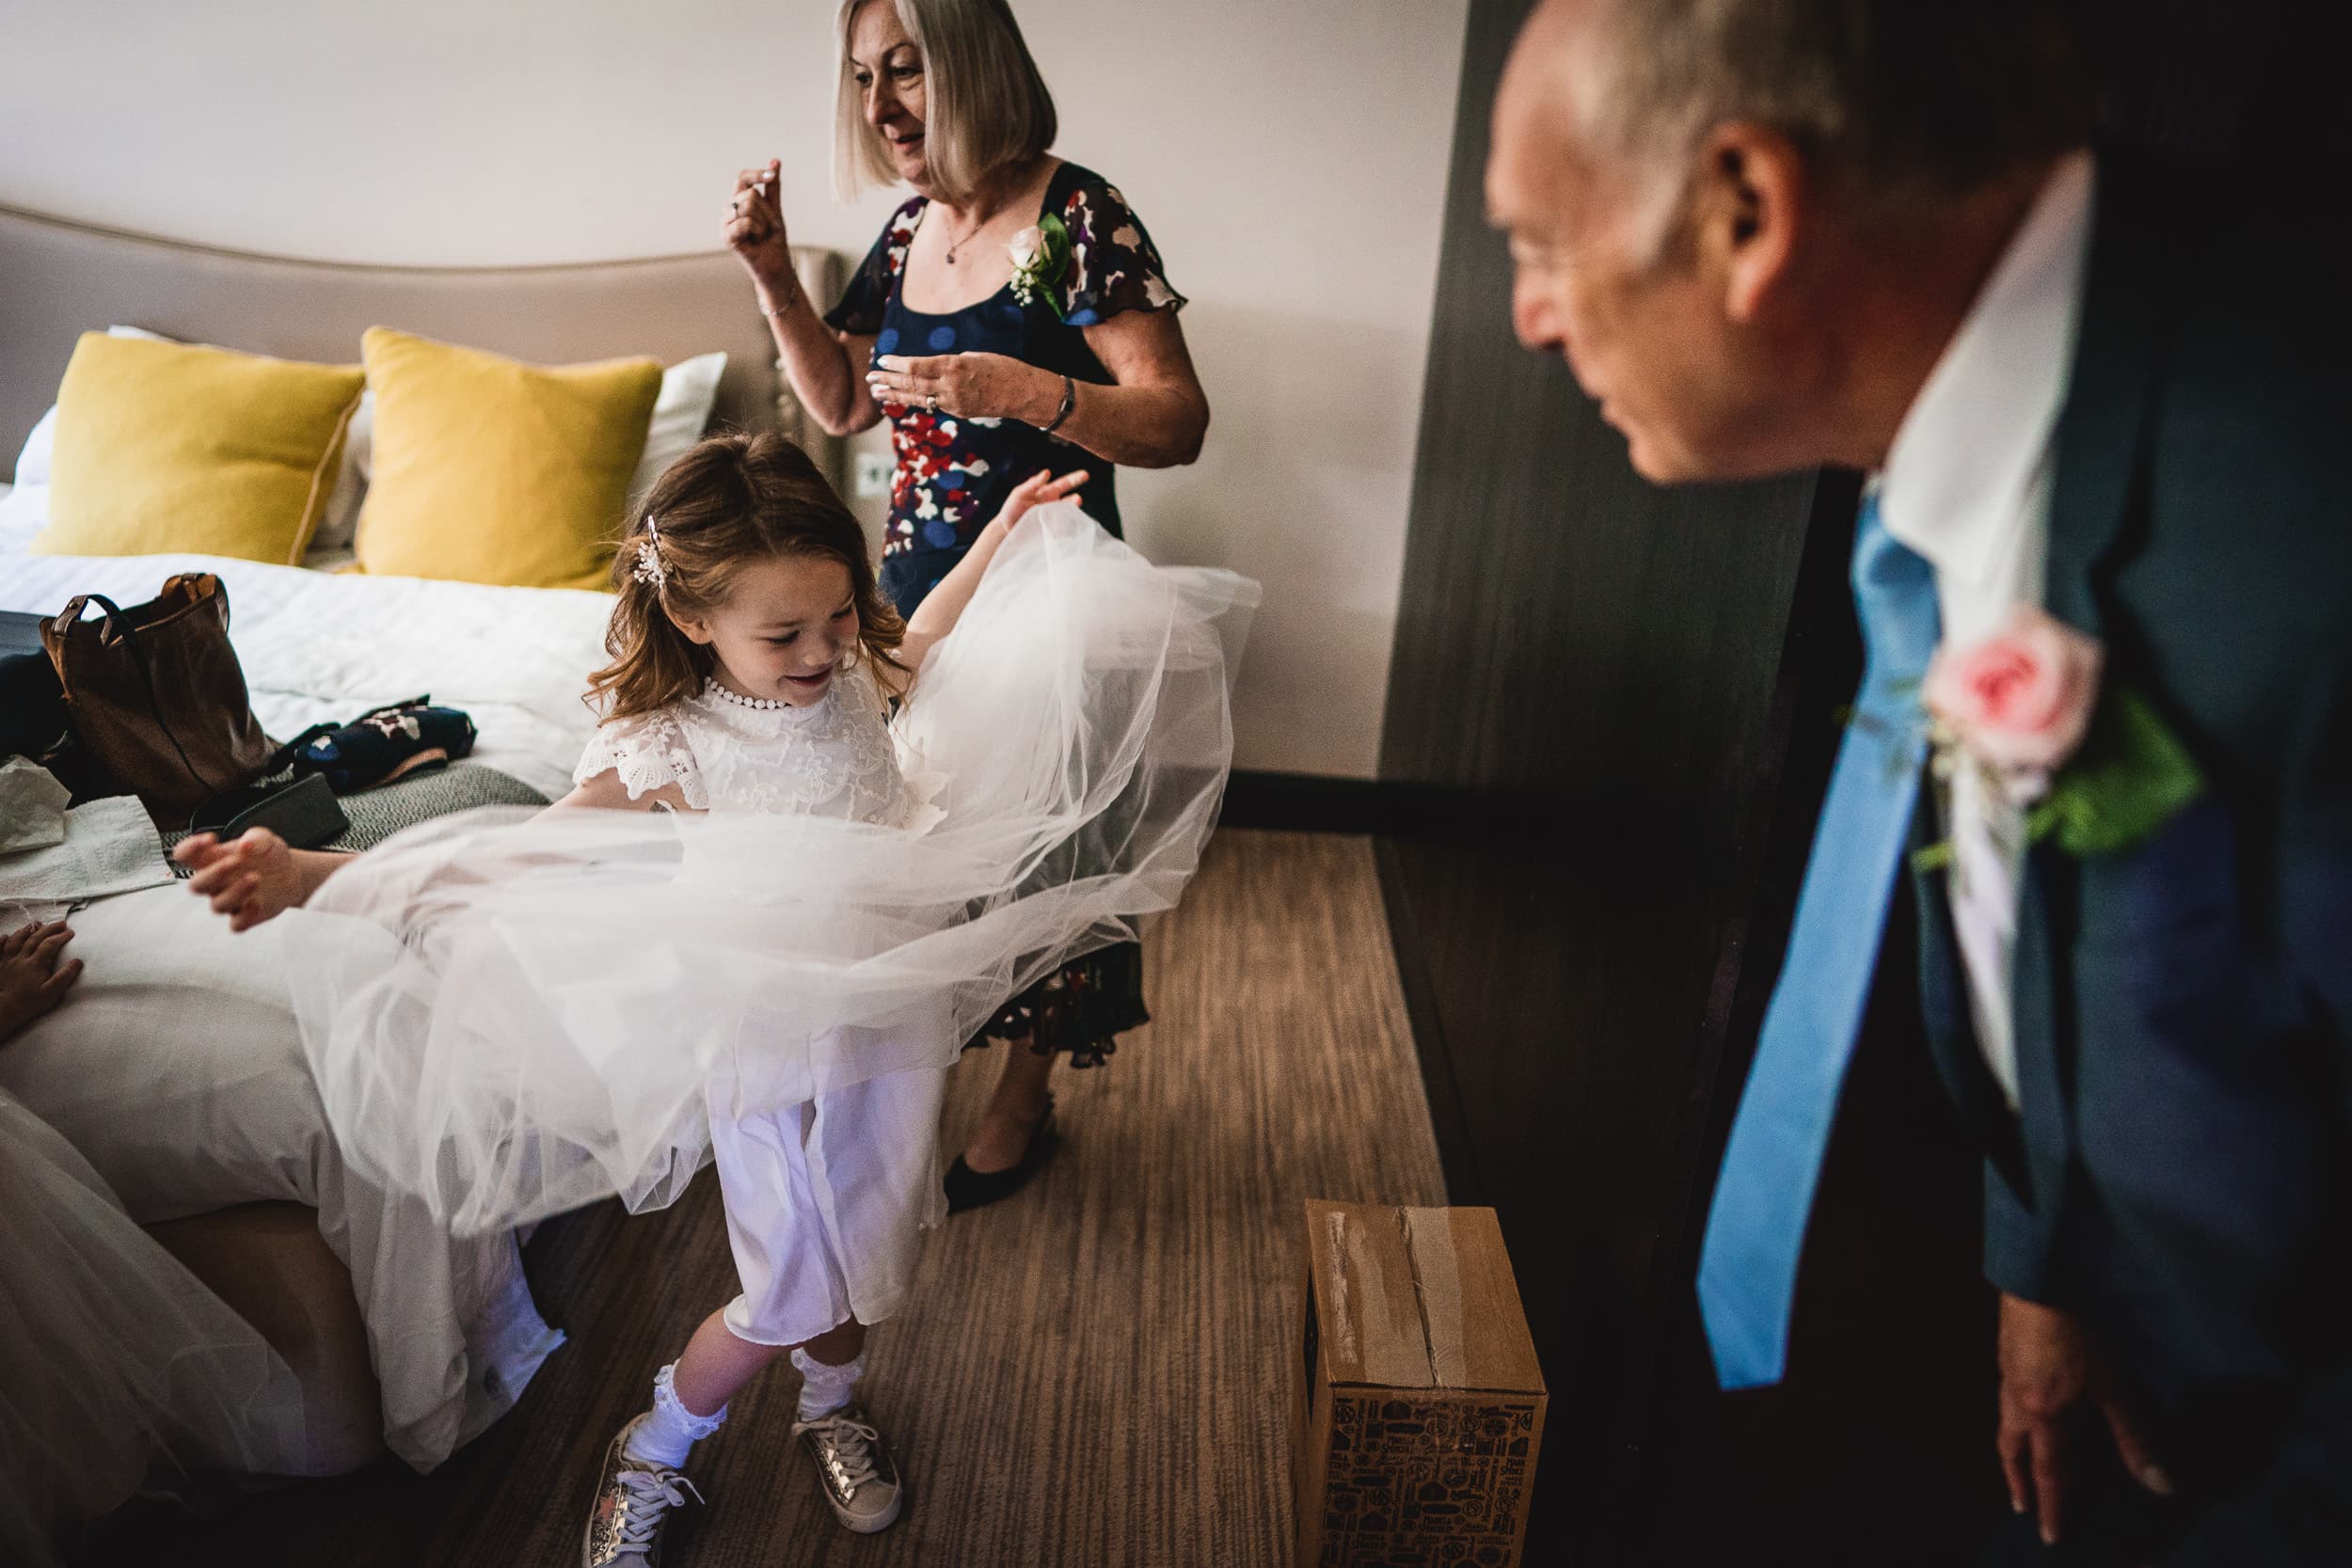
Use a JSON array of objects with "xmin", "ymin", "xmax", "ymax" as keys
[{"xmin": 671, "ymin": 1310, "xmax": 866, "ymax": 1410}]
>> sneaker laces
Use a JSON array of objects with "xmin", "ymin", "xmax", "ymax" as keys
[
  {"xmin": 810, "ymin": 1413, "xmax": 882, "ymax": 1491},
  {"xmin": 614, "ymin": 1467, "xmax": 704, "ymax": 1548}
]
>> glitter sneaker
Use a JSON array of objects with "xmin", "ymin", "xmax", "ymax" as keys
[
  {"xmin": 790, "ymin": 1402, "xmax": 904, "ymax": 1533},
  {"xmin": 582, "ymin": 1415, "xmax": 704, "ymax": 1568}
]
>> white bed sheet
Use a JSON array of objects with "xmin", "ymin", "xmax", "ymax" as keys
[{"xmin": 0, "ymin": 546, "xmax": 618, "ymax": 1471}]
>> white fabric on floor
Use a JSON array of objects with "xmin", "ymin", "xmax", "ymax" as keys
[
  {"xmin": 0, "ymin": 889, "xmax": 564, "ymax": 1470},
  {"xmin": 0, "ymin": 1087, "xmax": 306, "ymax": 1565}
]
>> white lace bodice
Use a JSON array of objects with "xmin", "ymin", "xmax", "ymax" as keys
[{"xmin": 575, "ymin": 664, "xmax": 930, "ymax": 827}]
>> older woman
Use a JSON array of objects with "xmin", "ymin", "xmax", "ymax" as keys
[{"xmin": 724, "ymin": 0, "xmax": 1208, "ymax": 1210}]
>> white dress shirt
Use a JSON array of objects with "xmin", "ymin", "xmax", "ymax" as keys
[{"xmin": 1874, "ymin": 151, "xmax": 2097, "ymax": 1107}]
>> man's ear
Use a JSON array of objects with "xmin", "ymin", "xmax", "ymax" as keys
[{"xmin": 1694, "ymin": 122, "xmax": 1806, "ymax": 325}]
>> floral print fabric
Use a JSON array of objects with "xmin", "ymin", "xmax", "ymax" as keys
[{"xmin": 825, "ymin": 164, "xmax": 1184, "ymax": 558}]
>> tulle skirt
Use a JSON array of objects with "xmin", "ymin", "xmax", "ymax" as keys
[
  {"xmin": 277, "ymin": 504, "xmax": 1259, "ymax": 1238},
  {"xmin": 0, "ymin": 1091, "xmax": 306, "ymax": 1565}
]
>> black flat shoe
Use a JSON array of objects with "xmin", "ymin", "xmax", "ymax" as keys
[{"xmin": 944, "ymin": 1097, "xmax": 1058, "ymax": 1213}]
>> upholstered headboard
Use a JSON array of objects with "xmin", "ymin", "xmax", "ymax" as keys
[{"xmin": 0, "ymin": 203, "xmax": 842, "ymax": 488}]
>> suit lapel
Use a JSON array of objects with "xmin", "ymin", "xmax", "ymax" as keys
[
  {"xmin": 2042, "ymin": 151, "xmax": 2183, "ymax": 639},
  {"xmin": 2009, "ymin": 149, "xmax": 2189, "ymax": 1239}
]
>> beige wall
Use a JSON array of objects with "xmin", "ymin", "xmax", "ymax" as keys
[{"xmin": 0, "ymin": 0, "xmax": 1470, "ymax": 779}]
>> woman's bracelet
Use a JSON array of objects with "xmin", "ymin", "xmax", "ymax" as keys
[
  {"xmin": 757, "ymin": 278, "xmax": 800, "ymax": 320},
  {"xmin": 1040, "ymin": 373, "xmax": 1076, "ymax": 435}
]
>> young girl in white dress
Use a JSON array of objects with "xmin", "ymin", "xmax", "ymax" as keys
[{"xmin": 178, "ymin": 431, "xmax": 1255, "ymax": 1566}]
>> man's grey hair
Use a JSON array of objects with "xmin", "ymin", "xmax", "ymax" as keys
[{"xmin": 1576, "ymin": 0, "xmax": 2091, "ymax": 241}]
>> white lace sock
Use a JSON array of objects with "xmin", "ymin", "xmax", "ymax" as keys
[
  {"xmin": 792, "ymin": 1345, "xmax": 865, "ymax": 1421},
  {"xmin": 623, "ymin": 1362, "xmax": 727, "ymax": 1469}
]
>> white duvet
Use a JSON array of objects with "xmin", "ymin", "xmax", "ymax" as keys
[
  {"xmin": 0, "ymin": 545, "xmax": 619, "ymax": 1472},
  {"xmin": 0, "ymin": 546, "xmax": 613, "ymax": 799}
]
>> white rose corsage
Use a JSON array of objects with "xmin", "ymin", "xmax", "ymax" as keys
[{"xmin": 1007, "ymin": 214, "xmax": 1073, "ymax": 321}]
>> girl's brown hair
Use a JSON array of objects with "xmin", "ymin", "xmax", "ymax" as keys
[{"xmin": 586, "ymin": 432, "xmax": 905, "ymax": 721}]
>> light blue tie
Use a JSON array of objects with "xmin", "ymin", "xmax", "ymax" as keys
[{"xmin": 1697, "ymin": 495, "xmax": 1939, "ymax": 1390}]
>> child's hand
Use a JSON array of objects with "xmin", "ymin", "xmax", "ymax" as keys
[
  {"xmin": 0, "ymin": 920, "xmax": 82, "ymax": 1042},
  {"xmin": 991, "ymin": 468, "xmax": 1088, "ymax": 538},
  {"xmin": 177, "ymin": 829, "xmax": 305, "ymax": 932}
]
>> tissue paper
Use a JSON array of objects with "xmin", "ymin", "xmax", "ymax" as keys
[{"xmin": 0, "ymin": 757, "xmax": 71, "ymax": 853}]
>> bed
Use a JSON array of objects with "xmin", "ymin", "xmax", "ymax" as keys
[{"xmin": 0, "ymin": 202, "xmax": 843, "ymax": 1474}]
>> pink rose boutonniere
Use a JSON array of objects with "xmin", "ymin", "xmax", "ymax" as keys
[{"xmin": 1913, "ymin": 604, "xmax": 2204, "ymax": 871}]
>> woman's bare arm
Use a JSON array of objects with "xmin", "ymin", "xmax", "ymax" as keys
[
  {"xmin": 1057, "ymin": 308, "xmax": 1210, "ymax": 467},
  {"xmin": 725, "ymin": 160, "xmax": 885, "ymax": 436}
]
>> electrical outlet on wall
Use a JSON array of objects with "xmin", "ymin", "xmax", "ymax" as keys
[{"xmin": 853, "ymin": 451, "xmax": 894, "ymax": 499}]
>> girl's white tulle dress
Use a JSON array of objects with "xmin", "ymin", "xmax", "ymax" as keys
[
  {"xmin": 0, "ymin": 1089, "xmax": 306, "ymax": 1564},
  {"xmin": 272, "ymin": 506, "xmax": 1257, "ymax": 1334}
]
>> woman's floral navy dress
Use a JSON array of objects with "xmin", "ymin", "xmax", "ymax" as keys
[{"xmin": 827, "ymin": 160, "xmax": 1186, "ymax": 1065}]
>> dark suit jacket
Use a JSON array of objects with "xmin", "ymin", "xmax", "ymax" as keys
[{"xmin": 1910, "ymin": 152, "xmax": 2352, "ymax": 1565}]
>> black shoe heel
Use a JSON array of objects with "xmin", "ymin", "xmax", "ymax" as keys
[{"xmin": 944, "ymin": 1098, "xmax": 1058, "ymax": 1213}]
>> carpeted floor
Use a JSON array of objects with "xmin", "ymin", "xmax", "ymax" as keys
[{"xmin": 79, "ymin": 829, "xmax": 1445, "ymax": 1568}]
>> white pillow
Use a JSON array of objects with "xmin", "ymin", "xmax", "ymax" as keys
[
  {"xmin": 12, "ymin": 406, "xmax": 56, "ymax": 487},
  {"xmin": 626, "ymin": 351, "xmax": 729, "ymax": 516},
  {"xmin": 309, "ymin": 390, "xmax": 373, "ymax": 560},
  {"xmin": 0, "ymin": 480, "xmax": 49, "ymax": 553}
]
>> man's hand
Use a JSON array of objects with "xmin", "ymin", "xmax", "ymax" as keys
[{"xmin": 1997, "ymin": 1291, "xmax": 2174, "ymax": 1546}]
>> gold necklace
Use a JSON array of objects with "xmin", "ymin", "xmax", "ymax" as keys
[{"xmin": 939, "ymin": 199, "xmax": 998, "ymax": 264}]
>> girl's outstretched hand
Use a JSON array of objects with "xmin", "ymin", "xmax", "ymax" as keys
[
  {"xmin": 176, "ymin": 828, "xmax": 305, "ymax": 932},
  {"xmin": 992, "ymin": 468, "xmax": 1088, "ymax": 537}
]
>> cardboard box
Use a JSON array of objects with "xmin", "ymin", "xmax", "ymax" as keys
[{"xmin": 1292, "ymin": 1201, "xmax": 1548, "ymax": 1567}]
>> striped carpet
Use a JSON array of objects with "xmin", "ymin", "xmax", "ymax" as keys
[{"xmin": 81, "ymin": 829, "xmax": 1445, "ymax": 1567}]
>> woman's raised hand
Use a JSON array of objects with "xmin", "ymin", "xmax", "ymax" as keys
[{"xmin": 724, "ymin": 159, "xmax": 794, "ymax": 296}]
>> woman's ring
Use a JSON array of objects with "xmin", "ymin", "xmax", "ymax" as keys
[{"xmin": 926, "ymin": 392, "xmax": 939, "ymax": 411}]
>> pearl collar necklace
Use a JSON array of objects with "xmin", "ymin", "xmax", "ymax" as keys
[{"xmin": 705, "ymin": 676, "xmax": 826, "ymax": 713}]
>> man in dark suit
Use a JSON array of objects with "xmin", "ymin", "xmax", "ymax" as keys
[{"xmin": 1488, "ymin": 1, "xmax": 2349, "ymax": 1562}]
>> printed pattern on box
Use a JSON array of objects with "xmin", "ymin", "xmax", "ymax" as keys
[{"xmin": 1317, "ymin": 1394, "xmax": 1542, "ymax": 1566}]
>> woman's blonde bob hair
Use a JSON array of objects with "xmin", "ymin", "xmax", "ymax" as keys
[{"xmin": 834, "ymin": 0, "xmax": 1057, "ymax": 206}]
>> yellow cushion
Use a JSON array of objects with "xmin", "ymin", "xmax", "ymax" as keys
[
  {"xmin": 33, "ymin": 333, "xmax": 364, "ymax": 564},
  {"xmin": 356, "ymin": 327, "xmax": 662, "ymax": 590}
]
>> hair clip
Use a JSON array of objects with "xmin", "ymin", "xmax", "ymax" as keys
[{"xmin": 632, "ymin": 515, "xmax": 666, "ymax": 589}]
